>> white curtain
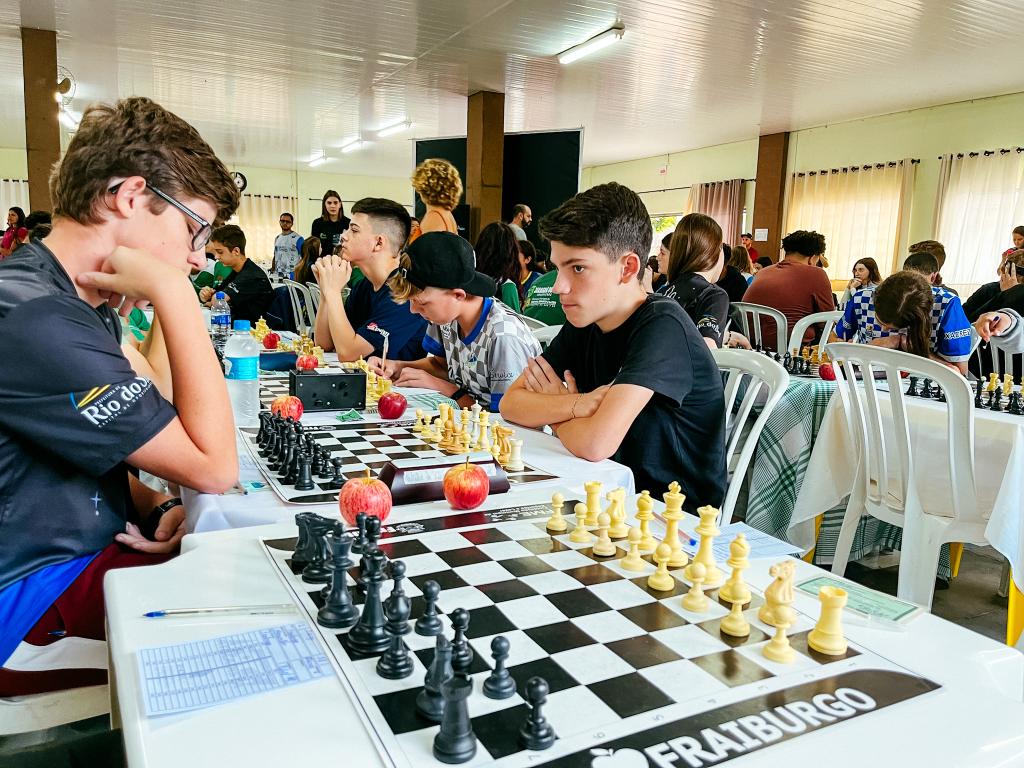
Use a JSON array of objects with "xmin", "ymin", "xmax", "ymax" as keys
[
  {"xmin": 233, "ymin": 194, "xmax": 298, "ymax": 270},
  {"xmin": 785, "ymin": 160, "xmax": 914, "ymax": 281},
  {"xmin": 0, "ymin": 179, "xmax": 30, "ymax": 217},
  {"xmin": 935, "ymin": 149, "xmax": 1024, "ymax": 297},
  {"xmin": 692, "ymin": 179, "xmax": 744, "ymax": 245}
]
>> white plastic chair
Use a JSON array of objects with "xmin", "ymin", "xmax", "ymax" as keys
[
  {"xmin": 283, "ymin": 279, "xmax": 314, "ymax": 335},
  {"xmin": 712, "ymin": 348, "xmax": 790, "ymax": 525},
  {"xmin": 306, "ymin": 284, "xmax": 322, "ymax": 318},
  {"xmin": 987, "ymin": 334, "xmax": 1022, "ymax": 377},
  {"xmin": 824, "ymin": 341, "xmax": 987, "ymax": 609},
  {"xmin": 0, "ymin": 685, "xmax": 110, "ymax": 735},
  {"xmin": 732, "ymin": 301, "xmax": 788, "ymax": 352},
  {"xmin": 788, "ymin": 310, "xmax": 843, "ymax": 355},
  {"xmin": 519, "ymin": 314, "xmax": 548, "ymax": 331},
  {"xmin": 531, "ymin": 324, "xmax": 562, "ymax": 347}
]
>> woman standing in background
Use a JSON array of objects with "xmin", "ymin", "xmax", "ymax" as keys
[
  {"xmin": 309, "ymin": 190, "xmax": 349, "ymax": 261},
  {"xmin": 410, "ymin": 158, "xmax": 461, "ymax": 242}
]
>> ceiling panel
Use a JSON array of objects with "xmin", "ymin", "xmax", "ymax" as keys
[{"xmin": 0, "ymin": 0, "xmax": 1021, "ymax": 178}]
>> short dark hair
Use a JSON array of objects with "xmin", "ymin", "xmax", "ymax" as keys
[
  {"xmin": 1013, "ymin": 225, "xmax": 1024, "ymax": 238},
  {"xmin": 513, "ymin": 203, "xmax": 530, "ymax": 217},
  {"xmin": 351, "ymin": 197, "xmax": 412, "ymax": 252},
  {"xmin": 781, "ymin": 230, "xmax": 826, "ymax": 258},
  {"xmin": 756, "ymin": 256, "xmax": 773, "ymax": 268},
  {"xmin": 50, "ymin": 97, "xmax": 239, "ymax": 226},
  {"xmin": 741, "ymin": 232, "xmax": 753, "ymax": 239},
  {"xmin": 280, "ymin": 212, "xmax": 293, "ymax": 221},
  {"xmin": 539, "ymin": 182, "xmax": 652, "ymax": 281},
  {"xmin": 518, "ymin": 239, "xmax": 540, "ymax": 270},
  {"xmin": 903, "ymin": 251, "xmax": 938, "ymax": 275},
  {"xmin": 211, "ymin": 224, "xmax": 246, "ymax": 254},
  {"xmin": 909, "ymin": 239, "xmax": 946, "ymax": 268},
  {"xmin": 24, "ymin": 210, "xmax": 51, "ymax": 230},
  {"xmin": 667, "ymin": 213, "xmax": 723, "ymax": 281}
]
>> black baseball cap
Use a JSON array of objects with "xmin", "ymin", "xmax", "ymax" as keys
[{"xmin": 401, "ymin": 232, "xmax": 496, "ymax": 297}]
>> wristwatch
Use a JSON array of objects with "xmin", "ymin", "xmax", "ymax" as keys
[
  {"xmin": 141, "ymin": 496, "xmax": 183, "ymax": 540},
  {"xmin": 152, "ymin": 497, "xmax": 183, "ymax": 517},
  {"xmin": 450, "ymin": 387, "xmax": 470, "ymax": 402}
]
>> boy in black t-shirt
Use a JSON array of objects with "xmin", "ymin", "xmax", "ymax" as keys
[
  {"xmin": 500, "ymin": 183, "xmax": 726, "ymax": 510},
  {"xmin": 199, "ymin": 224, "xmax": 273, "ymax": 322},
  {"xmin": 0, "ymin": 97, "xmax": 240, "ymax": 696}
]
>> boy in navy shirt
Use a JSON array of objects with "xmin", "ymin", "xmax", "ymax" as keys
[
  {"xmin": 0, "ymin": 97, "xmax": 240, "ymax": 695},
  {"xmin": 313, "ymin": 198, "xmax": 427, "ymax": 361}
]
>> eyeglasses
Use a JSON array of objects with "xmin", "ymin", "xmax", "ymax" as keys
[{"xmin": 109, "ymin": 181, "xmax": 213, "ymax": 252}]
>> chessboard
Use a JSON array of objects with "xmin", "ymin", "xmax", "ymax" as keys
[
  {"xmin": 907, "ymin": 374, "xmax": 1024, "ymax": 416},
  {"xmin": 240, "ymin": 421, "xmax": 558, "ymax": 505},
  {"xmin": 259, "ymin": 374, "xmax": 458, "ymax": 417},
  {"xmin": 260, "ymin": 500, "xmax": 940, "ymax": 768}
]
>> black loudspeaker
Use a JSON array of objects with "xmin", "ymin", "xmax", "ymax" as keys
[{"xmin": 289, "ymin": 370, "xmax": 366, "ymax": 411}]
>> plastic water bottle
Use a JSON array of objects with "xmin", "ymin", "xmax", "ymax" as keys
[
  {"xmin": 210, "ymin": 291, "xmax": 232, "ymax": 349},
  {"xmin": 223, "ymin": 320, "xmax": 261, "ymax": 427}
]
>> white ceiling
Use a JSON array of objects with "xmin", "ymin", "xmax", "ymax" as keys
[{"xmin": 0, "ymin": 0, "xmax": 1023, "ymax": 178}]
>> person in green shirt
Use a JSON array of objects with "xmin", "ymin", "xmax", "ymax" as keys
[
  {"xmin": 191, "ymin": 253, "xmax": 232, "ymax": 296},
  {"xmin": 523, "ymin": 269, "xmax": 565, "ymax": 326},
  {"xmin": 475, "ymin": 222, "xmax": 522, "ymax": 313}
]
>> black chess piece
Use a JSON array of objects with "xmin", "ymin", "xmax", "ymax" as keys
[
  {"xmin": 365, "ymin": 515, "xmax": 382, "ymax": 551},
  {"xmin": 301, "ymin": 517, "xmax": 333, "ymax": 584},
  {"xmin": 975, "ymin": 380, "xmax": 985, "ymax": 409},
  {"xmin": 934, "ymin": 385, "xmax": 946, "ymax": 402},
  {"xmin": 450, "ymin": 608, "xmax": 473, "ymax": 674},
  {"xmin": 920, "ymin": 378, "xmax": 933, "ymax": 398},
  {"xmin": 344, "ymin": 549, "xmax": 391, "ymax": 655},
  {"xmin": 415, "ymin": 580, "xmax": 443, "ymax": 636},
  {"xmin": 1008, "ymin": 391, "xmax": 1023, "ymax": 416},
  {"xmin": 317, "ymin": 448, "xmax": 333, "ymax": 479},
  {"xmin": 310, "ymin": 450, "xmax": 324, "ymax": 478},
  {"xmin": 376, "ymin": 590, "xmax": 413, "ymax": 679},
  {"xmin": 352, "ymin": 512, "xmax": 368, "ymax": 555},
  {"xmin": 991, "ymin": 389, "xmax": 1004, "ymax": 412},
  {"xmin": 327, "ymin": 457, "xmax": 346, "ymax": 489},
  {"xmin": 907, "ymin": 376, "xmax": 919, "ymax": 397},
  {"xmin": 256, "ymin": 412, "xmax": 269, "ymax": 447},
  {"xmin": 783, "ymin": 352, "xmax": 792, "ymax": 372},
  {"xmin": 384, "ymin": 561, "xmax": 412, "ymax": 636},
  {"xmin": 416, "ymin": 635, "xmax": 453, "ymax": 722},
  {"xmin": 294, "ymin": 453, "xmax": 315, "ymax": 491},
  {"xmin": 519, "ymin": 677, "xmax": 556, "ymax": 751},
  {"xmin": 265, "ymin": 430, "xmax": 281, "ymax": 468},
  {"xmin": 278, "ymin": 441, "xmax": 295, "ymax": 482},
  {"xmin": 482, "ymin": 636, "xmax": 515, "ymax": 700},
  {"xmin": 318, "ymin": 533, "xmax": 359, "ymax": 629},
  {"xmin": 291, "ymin": 512, "xmax": 316, "ymax": 567},
  {"xmin": 432, "ymin": 675, "xmax": 476, "ymax": 764}
]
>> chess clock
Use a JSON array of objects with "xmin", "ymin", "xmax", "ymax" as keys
[{"xmin": 231, "ymin": 171, "xmax": 248, "ymax": 192}]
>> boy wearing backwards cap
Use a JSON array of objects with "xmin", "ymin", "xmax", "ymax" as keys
[{"xmin": 370, "ymin": 232, "xmax": 541, "ymax": 411}]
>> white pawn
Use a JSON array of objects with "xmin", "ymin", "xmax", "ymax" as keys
[
  {"xmin": 546, "ymin": 492, "xmax": 567, "ymax": 533},
  {"xmin": 619, "ymin": 527, "xmax": 646, "ymax": 572},
  {"xmin": 413, "ymin": 408, "xmax": 425, "ymax": 433},
  {"xmin": 647, "ymin": 543, "xmax": 674, "ymax": 592},
  {"xmin": 569, "ymin": 503, "xmax": 593, "ymax": 544},
  {"xmin": 592, "ymin": 512, "xmax": 616, "ymax": 557},
  {"xmin": 682, "ymin": 562, "xmax": 708, "ymax": 613}
]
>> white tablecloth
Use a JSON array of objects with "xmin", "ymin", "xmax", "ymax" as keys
[{"xmin": 792, "ymin": 390, "xmax": 1024, "ymax": 588}]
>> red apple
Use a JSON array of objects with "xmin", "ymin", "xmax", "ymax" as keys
[
  {"xmin": 819, "ymin": 363, "xmax": 836, "ymax": 381},
  {"xmin": 377, "ymin": 391, "xmax": 408, "ymax": 420},
  {"xmin": 443, "ymin": 459, "xmax": 490, "ymax": 510},
  {"xmin": 339, "ymin": 469, "xmax": 392, "ymax": 526},
  {"xmin": 262, "ymin": 332, "xmax": 281, "ymax": 350},
  {"xmin": 296, "ymin": 354, "xmax": 318, "ymax": 371},
  {"xmin": 270, "ymin": 394, "xmax": 304, "ymax": 420}
]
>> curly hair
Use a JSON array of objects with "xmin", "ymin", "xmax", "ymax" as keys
[
  {"xmin": 475, "ymin": 222, "xmax": 521, "ymax": 286},
  {"xmin": 781, "ymin": 230, "xmax": 827, "ymax": 258},
  {"xmin": 411, "ymin": 159, "xmax": 463, "ymax": 210},
  {"xmin": 874, "ymin": 270, "xmax": 934, "ymax": 359},
  {"xmin": 50, "ymin": 97, "xmax": 239, "ymax": 226}
]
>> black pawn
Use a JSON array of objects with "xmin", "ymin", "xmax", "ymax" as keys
[
  {"xmin": 318, "ymin": 534, "xmax": 359, "ymax": 629},
  {"xmin": 907, "ymin": 376, "xmax": 919, "ymax": 397},
  {"xmin": 975, "ymin": 380, "xmax": 985, "ymax": 409},
  {"xmin": 265, "ymin": 430, "xmax": 281, "ymax": 468},
  {"xmin": 365, "ymin": 515, "xmax": 382, "ymax": 551},
  {"xmin": 345, "ymin": 550, "xmax": 390, "ymax": 655},
  {"xmin": 920, "ymin": 378, "xmax": 933, "ymax": 398},
  {"xmin": 327, "ymin": 457, "xmax": 346, "ymax": 489},
  {"xmin": 482, "ymin": 636, "xmax": 515, "ymax": 700},
  {"xmin": 432, "ymin": 675, "xmax": 476, "ymax": 764},
  {"xmin": 376, "ymin": 591, "xmax": 413, "ymax": 679},
  {"xmin": 450, "ymin": 608, "xmax": 473, "ymax": 674},
  {"xmin": 294, "ymin": 453, "xmax": 315, "ymax": 491},
  {"xmin": 991, "ymin": 388, "xmax": 1004, "ymax": 412},
  {"xmin": 384, "ymin": 561, "xmax": 412, "ymax": 636},
  {"xmin": 311, "ymin": 450, "xmax": 325, "ymax": 478},
  {"xmin": 300, "ymin": 518, "xmax": 332, "ymax": 584},
  {"xmin": 317, "ymin": 449, "xmax": 333, "ymax": 479},
  {"xmin": 416, "ymin": 635, "xmax": 453, "ymax": 722},
  {"xmin": 278, "ymin": 440, "xmax": 295, "ymax": 482},
  {"xmin": 415, "ymin": 580, "xmax": 443, "ymax": 636},
  {"xmin": 352, "ymin": 512, "xmax": 368, "ymax": 554},
  {"xmin": 1008, "ymin": 391, "xmax": 1023, "ymax": 416},
  {"xmin": 519, "ymin": 676, "xmax": 556, "ymax": 751}
]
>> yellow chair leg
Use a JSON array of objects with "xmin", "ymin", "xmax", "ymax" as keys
[
  {"xmin": 1007, "ymin": 570, "xmax": 1024, "ymax": 647},
  {"xmin": 803, "ymin": 514, "xmax": 823, "ymax": 564},
  {"xmin": 949, "ymin": 542, "xmax": 964, "ymax": 579}
]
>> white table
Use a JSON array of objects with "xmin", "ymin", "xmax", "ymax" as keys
[
  {"xmin": 107, "ymin": 502, "xmax": 1024, "ymax": 768},
  {"xmin": 792, "ymin": 390, "xmax": 1024, "ymax": 588},
  {"xmin": 184, "ymin": 405, "xmax": 634, "ymax": 533}
]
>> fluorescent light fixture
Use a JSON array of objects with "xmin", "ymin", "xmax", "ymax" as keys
[
  {"xmin": 307, "ymin": 152, "xmax": 328, "ymax": 168},
  {"xmin": 340, "ymin": 138, "xmax": 365, "ymax": 154},
  {"xmin": 377, "ymin": 118, "xmax": 411, "ymax": 138},
  {"xmin": 558, "ymin": 23, "xmax": 625, "ymax": 65}
]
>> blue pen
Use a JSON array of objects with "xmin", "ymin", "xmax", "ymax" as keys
[{"xmin": 144, "ymin": 603, "xmax": 295, "ymax": 618}]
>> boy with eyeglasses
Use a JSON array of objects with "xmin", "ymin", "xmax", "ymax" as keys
[{"xmin": 0, "ymin": 97, "xmax": 240, "ymax": 696}]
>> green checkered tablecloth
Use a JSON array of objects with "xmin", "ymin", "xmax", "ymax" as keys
[{"xmin": 744, "ymin": 377, "xmax": 951, "ymax": 579}]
